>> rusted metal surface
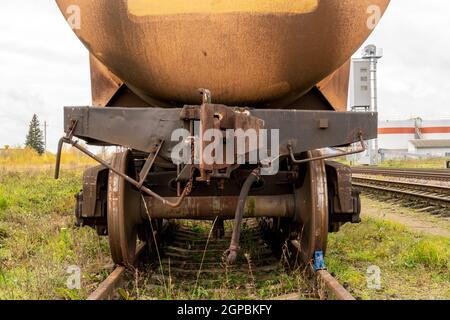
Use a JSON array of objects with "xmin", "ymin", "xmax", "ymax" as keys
[
  {"xmin": 63, "ymin": 106, "xmax": 377, "ymax": 156},
  {"xmin": 326, "ymin": 161, "xmax": 362, "ymax": 231},
  {"xmin": 292, "ymin": 150, "xmax": 329, "ymax": 263},
  {"xmin": 195, "ymin": 104, "xmax": 265, "ymax": 181},
  {"xmin": 144, "ymin": 195, "xmax": 296, "ymax": 220},
  {"xmin": 87, "ymin": 265, "xmax": 127, "ymax": 301},
  {"xmin": 56, "ymin": 0, "xmax": 389, "ymax": 108},
  {"xmin": 80, "ymin": 165, "xmax": 108, "ymax": 218},
  {"xmin": 289, "ymin": 240, "xmax": 355, "ymax": 300},
  {"xmin": 57, "ymin": 134, "xmax": 194, "ymax": 210},
  {"xmin": 107, "ymin": 151, "xmax": 144, "ymax": 265},
  {"xmin": 257, "ymin": 151, "xmax": 332, "ymax": 265},
  {"xmin": 317, "ymin": 60, "xmax": 352, "ymax": 112},
  {"xmin": 74, "ymin": 165, "xmax": 108, "ymax": 235},
  {"xmin": 316, "ymin": 270, "xmax": 356, "ymax": 300},
  {"xmin": 326, "ymin": 162, "xmax": 355, "ymax": 214},
  {"xmin": 87, "ymin": 242, "xmax": 147, "ymax": 300},
  {"xmin": 89, "ymin": 54, "xmax": 123, "ymax": 107}
]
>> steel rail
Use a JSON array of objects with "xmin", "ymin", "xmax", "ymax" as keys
[
  {"xmin": 89, "ymin": 230, "xmax": 355, "ymax": 301},
  {"xmin": 315, "ymin": 270, "xmax": 355, "ymax": 301},
  {"xmin": 87, "ymin": 242, "xmax": 147, "ymax": 301},
  {"xmin": 352, "ymin": 167, "xmax": 450, "ymax": 181},
  {"xmin": 352, "ymin": 177, "xmax": 450, "ymax": 209},
  {"xmin": 352, "ymin": 177, "xmax": 450, "ymax": 196},
  {"xmin": 290, "ymin": 240, "xmax": 355, "ymax": 301}
]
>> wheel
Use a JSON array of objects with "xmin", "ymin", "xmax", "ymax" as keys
[
  {"xmin": 107, "ymin": 150, "xmax": 144, "ymax": 265},
  {"xmin": 260, "ymin": 150, "xmax": 329, "ymax": 266},
  {"xmin": 292, "ymin": 150, "xmax": 329, "ymax": 264}
]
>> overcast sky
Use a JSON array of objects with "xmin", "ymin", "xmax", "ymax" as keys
[{"xmin": 1, "ymin": 0, "xmax": 450, "ymax": 152}]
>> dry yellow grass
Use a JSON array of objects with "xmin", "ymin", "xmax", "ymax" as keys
[{"xmin": 0, "ymin": 147, "xmax": 96, "ymax": 172}]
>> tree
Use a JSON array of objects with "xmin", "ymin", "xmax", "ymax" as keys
[{"xmin": 25, "ymin": 114, "xmax": 45, "ymax": 155}]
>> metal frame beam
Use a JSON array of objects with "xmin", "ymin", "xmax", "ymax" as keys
[{"xmin": 64, "ymin": 106, "xmax": 377, "ymax": 157}]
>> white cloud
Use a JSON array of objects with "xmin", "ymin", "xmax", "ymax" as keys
[
  {"xmin": 358, "ymin": 0, "xmax": 450, "ymax": 120},
  {"xmin": 0, "ymin": 1, "xmax": 90, "ymax": 151}
]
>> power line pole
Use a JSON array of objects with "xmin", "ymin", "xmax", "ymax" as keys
[{"xmin": 42, "ymin": 121, "xmax": 48, "ymax": 152}]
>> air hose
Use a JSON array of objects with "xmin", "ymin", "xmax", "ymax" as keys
[{"xmin": 227, "ymin": 168, "xmax": 261, "ymax": 265}]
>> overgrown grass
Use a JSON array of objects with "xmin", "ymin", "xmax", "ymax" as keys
[
  {"xmin": 124, "ymin": 221, "xmax": 314, "ymax": 301},
  {"xmin": 327, "ymin": 218, "xmax": 449, "ymax": 300},
  {"xmin": 0, "ymin": 164, "xmax": 448, "ymax": 300},
  {"xmin": 0, "ymin": 169, "xmax": 110, "ymax": 300},
  {"xmin": 377, "ymin": 157, "xmax": 448, "ymax": 169},
  {"xmin": 342, "ymin": 156, "xmax": 448, "ymax": 169},
  {"xmin": 0, "ymin": 147, "xmax": 95, "ymax": 170},
  {"xmin": 119, "ymin": 218, "xmax": 449, "ymax": 301}
]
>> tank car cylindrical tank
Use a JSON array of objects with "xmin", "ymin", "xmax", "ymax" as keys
[
  {"xmin": 56, "ymin": 0, "xmax": 389, "ymax": 108},
  {"xmin": 55, "ymin": 0, "xmax": 389, "ymax": 267}
]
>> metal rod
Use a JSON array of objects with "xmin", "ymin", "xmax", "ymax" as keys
[
  {"xmin": 54, "ymin": 137, "xmax": 64, "ymax": 179},
  {"xmin": 138, "ymin": 140, "xmax": 164, "ymax": 189},
  {"xmin": 58, "ymin": 137, "xmax": 190, "ymax": 209},
  {"xmin": 288, "ymin": 132, "xmax": 366, "ymax": 165},
  {"xmin": 144, "ymin": 194, "xmax": 295, "ymax": 220}
]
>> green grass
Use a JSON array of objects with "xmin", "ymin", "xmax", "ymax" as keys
[
  {"xmin": 405, "ymin": 238, "xmax": 449, "ymax": 269},
  {"xmin": 377, "ymin": 158, "xmax": 448, "ymax": 169},
  {"xmin": 0, "ymin": 167, "xmax": 448, "ymax": 300},
  {"xmin": 343, "ymin": 156, "xmax": 449, "ymax": 169},
  {"xmin": 0, "ymin": 169, "xmax": 110, "ymax": 300},
  {"xmin": 327, "ymin": 218, "xmax": 449, "ymax": 300}
]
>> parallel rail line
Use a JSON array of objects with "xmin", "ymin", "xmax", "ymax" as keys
[
  {"xmin": 352, "ymin": 167, "xmax": 450, "ymax": 182},
  {"xmin": 352, "ymin": 172, "xmax": 450, "ymax": 216}
]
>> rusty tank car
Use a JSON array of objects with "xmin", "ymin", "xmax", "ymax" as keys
[{"xmin": 55, "ymin": 0, "xmax": 389, "ymax": 266}]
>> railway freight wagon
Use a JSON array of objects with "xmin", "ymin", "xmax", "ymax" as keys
[{"xmin": 55, "ymin": 0, "xmax": 389, "ymax": 266}]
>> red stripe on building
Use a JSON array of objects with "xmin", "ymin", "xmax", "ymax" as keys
[
  {"xmin": 379, "ymin": 127, "xmax": 450, "ymax": 135},
  {"xmin": 421, "ymin": 127, "xmax": 450, "ymax": 134},
  {"xmin": 378, "ymin": 128, "xmax": 415, "ymax": 134}
]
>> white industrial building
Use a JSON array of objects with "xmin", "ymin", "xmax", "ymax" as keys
[
  {"xmin": 378, "ymin": 118, "xmax": 450, "ymax": 159},
  {"xmin": 349, "ymin": 52, "xmax": 450, "ymax": 163}
]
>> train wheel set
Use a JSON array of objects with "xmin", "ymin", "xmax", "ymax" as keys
[
  {"xmin": 103, "ymin": 150, "xmax": 331, "ymax": 267},
  {"xmin": 64, "ymin": 126, "xmax": 364, "ymax": 269}
]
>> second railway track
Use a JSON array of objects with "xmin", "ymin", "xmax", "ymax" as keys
[
  {"xmin": 352, "ymin": 171, "xmax": 450, "ymax": 217},
  {"xmin": 352, "ymin": 167, "xmax": 450, "ymax": 182},
  {"xmin": 88, "ymin": 221, "xmax": 354, "ymax": 301}
]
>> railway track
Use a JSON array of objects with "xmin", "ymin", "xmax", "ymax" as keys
[
  {"xmin": 352, "ymin": 167, "xmax": 450, "ymax": 182},
  {"xmin": 87, "ymin": 221, "xmax": 354, "ymax": 301},
  {"xmin": 352, "ymin": 176, "xmax": 450, "ymax": 217}
]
